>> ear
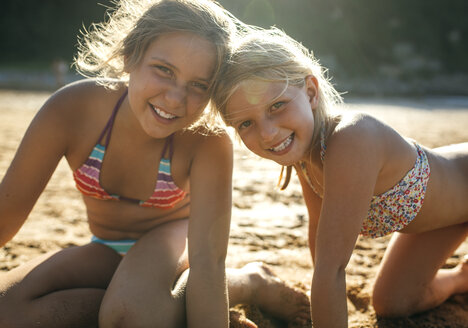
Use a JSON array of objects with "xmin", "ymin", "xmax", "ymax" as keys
[{"xmin": 305, "ymin": 75, "xmax": 319, "ymax": 109}]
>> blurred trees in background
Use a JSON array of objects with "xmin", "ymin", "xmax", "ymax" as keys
[
  {"xmin": 0, "ymin": 0, "xmax": 111, "ymax": 65},
  {"xmin": 1, "ymin": 0, "xmax": 467, "ymax": 95}
]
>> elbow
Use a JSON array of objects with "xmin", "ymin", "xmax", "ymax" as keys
[
  {"xmin": 188, "ymin": 257, "xmax": 227, "ymax": 291},
  {"xmin": 314, "ymin": 256, "xmax": 348, "ymax": 277},
  {"xmin": 189, "ymin": 249, "xmax": 227, "ymax": 275},
  {"xmin": 312, "ymin": 263, "xmax": 347, "ymax": 293},
  {"xmin": 189, "ymin": 240, "xmax": 228, "ymax": 272},
  {"xmin": 190, "ymin": 256, "xmax": 226, "ymax": 275},
  {"xmin": 0, "ymin": 224, "xmax": 19, "ymax": 247},
  {"xmin": 313, "ymin": 264, "xmax": 346, "ymax": 281}
]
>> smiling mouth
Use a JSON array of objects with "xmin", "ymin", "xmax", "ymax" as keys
[
  {"xmin": 151, "ymin": 104, "xmax": 177, "ymax": 120},
  {"xmin": 269, "ymin": 134, "xmax": 294, "ymax": 152}
]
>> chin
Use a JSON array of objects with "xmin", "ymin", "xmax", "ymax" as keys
[
  {"xmin": 144, "ymin": 126, "xmax": 174, "ymax": 139},
  {"xmin": 276, "ymin": 159, "xmax": 297, "ymax": 166},
  {"xmin": 264, "ymin": 155, "xmax": 297, "ymax": 167}
]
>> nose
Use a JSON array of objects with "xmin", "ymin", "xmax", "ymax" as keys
[
  {"xmin": 164, "ymin": 83, "xmax": 186, "ymax": 109},
  {"xmin": 258, "ymin": 118, "xmax": 278, "ymax": 144}
]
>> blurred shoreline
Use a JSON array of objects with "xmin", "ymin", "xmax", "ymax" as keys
[{"xmin": 1, "ymin": 68, "xmax": 468, "ymax": 99}]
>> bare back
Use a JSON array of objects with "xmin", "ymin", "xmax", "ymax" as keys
[
  {"xmin": 406, "ymin": 142, "xmax": 468, "ymax": 232},
  {"xmin": 299, "ymin": 112, "xmax": 468, "ymax": 237}
]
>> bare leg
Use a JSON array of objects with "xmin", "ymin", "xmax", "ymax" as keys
[
  {"xmin": 99, "ymin": 218, "xmax": 309, "ymax": 327},
  {"xmin": 0, "ymin": 243, "xmax": 121, "ymax": 327},
  {"xmin": 373, "ymin": 223, "xmax": 468, "ymax": 317},
  {"xmin": 0, "ymin": 226, "xmax": 308, "ymax": 328},
  {"xmin": 99, "ymin": 219, "xmax": 190, "ymax": 328}
]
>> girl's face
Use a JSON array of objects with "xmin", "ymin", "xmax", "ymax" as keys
[
  {"xmin": 127, "ymin": 31, "xmax": 216, "ymax": 138},
  {"xmin": 225, "ymin": 77, "xmax": 319, "ymax": 166}
]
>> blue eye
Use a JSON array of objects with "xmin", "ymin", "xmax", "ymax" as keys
[
  {"xmin": 238, "ymin": 121, "xmax": 251, "ymax": 130},
  {"xmin": 271, "ymin": 101, "xmax": 285, "ymax": 111}
]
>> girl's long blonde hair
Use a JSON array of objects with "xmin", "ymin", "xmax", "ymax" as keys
[{"xmin": 212, "ymin": 27, "xmax": 343, "ymax": 189}]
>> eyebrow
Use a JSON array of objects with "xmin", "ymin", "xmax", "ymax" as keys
[
  {"xmin": 150, "ymin": 56, "xmax": 211, "ymax": 83},
  {"xmin": 224, "ymin": 110, "xmax": 250, "ymax": 127},
  {"xmin": 226, "ymin": 118, "xmax": 239, "ymax": 127}
]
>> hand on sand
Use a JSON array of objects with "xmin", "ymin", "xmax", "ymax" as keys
[
  {"xmin": 230, "ymin": 310, "xmax": 258, "ymax": 328},
  {"xmin": 242, "ymin": 262, "xmax": 312, "ymax": 327}
]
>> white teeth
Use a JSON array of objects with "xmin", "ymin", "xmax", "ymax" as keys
[
  {"xmin": 269, "ymin": 135, "xmax": 293, "ymax": 152},
  {"xmin": 151, "ymin": 105, "xmax": 176, "ymax": 119}
]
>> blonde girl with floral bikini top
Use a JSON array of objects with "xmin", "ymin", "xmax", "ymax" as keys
[
  {"xmin": 299, "ymin": 127, "xmax": 430, "ymax": 238},
  {"xmin": 213, "ymin": 25, "xmax": 468, "ymax": 328}
]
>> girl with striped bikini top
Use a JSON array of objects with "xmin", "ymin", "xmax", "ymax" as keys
[
  {"xmin": 73, "ymin": 91, "xmax": 187, "ymax": 209},
  {"xmin": 0, "ymin": 2, "xmax": 294, "ymax": 327}
]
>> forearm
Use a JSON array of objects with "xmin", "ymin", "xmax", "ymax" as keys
[
  {"xmin": 0, "ymin": 208, "xmax": 26, "ymax": 247},
  {"xmin": 0, "ymin": 181, "xmax": 35, "ymax": 247},
  {"xmin": 311, "ymin": 268, "xmax": 348, "ymax": 328},
  {"xmin": 308, "ymin": 222, "xmax": 317, "ymax": 265},
  {"xmin": 0, "ymin": 227, "xmax": 18, "ymax": 247},
  {"xmin": 186, "ymin": 263, "xmax": 229, "ymax": 328}
]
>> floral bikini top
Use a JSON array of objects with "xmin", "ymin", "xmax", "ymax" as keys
[
  {"xmin": 73, "ymin": 90, "xmax": 187, "ymax": 209},
  {"xmin": 299, "ymin": 129, "xmax": 431, "ymax": 238}
]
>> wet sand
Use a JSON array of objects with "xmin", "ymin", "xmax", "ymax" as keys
[{"xmin": 1, "ymin": 89, "xmax": 468, "ymax": 327}]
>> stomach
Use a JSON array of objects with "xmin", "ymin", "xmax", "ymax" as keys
[
  {"xmin": 400, "ymin": 145, "xmax": 468, "ymax": 233},
  {"xmin": 84, "ymin": 195, "xmax": 191, "ymax": 240}
]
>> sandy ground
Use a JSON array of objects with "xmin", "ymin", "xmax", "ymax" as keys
[{"xmin": 1, "ymin": 89, "xmax": 468, "ymax": 327}]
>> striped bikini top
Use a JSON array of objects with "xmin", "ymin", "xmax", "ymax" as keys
[{"xmin": 73, "ymin": 90, "xmax": 187, "ymax": 209}]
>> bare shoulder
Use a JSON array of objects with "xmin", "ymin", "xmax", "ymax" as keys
[
  {"xmin": 178, "ymin": 126, "xmax": 233, "ymax": 161},
  {"xmin": 329, "ymin": 112, "xmax": 387, "ymax": 155},
  {"xmin": 335, "ymin": 111, "xmax": 387, "ymax": 135},
  {"xmin": 42, "ymin": 79, "xmax": 125, "ymax": 121},
  {"xmin": 36, "ymin": 79, "xmax": 126, "ymax": 140}
]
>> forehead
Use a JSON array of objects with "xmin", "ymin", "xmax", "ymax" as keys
[
  {"xmin": 225, "ymin": 80, "xmax": 286, "ymax": 120},
  {"xmin": 145, "ymin": 31, "xmax": 217, "ymax": 80}
]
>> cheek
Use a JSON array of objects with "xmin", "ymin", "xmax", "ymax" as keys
[
  {"xmin": 294, "ymin": 109, "xmax": 314, "ymax": 131},
  {"xmin": 239, "ymin": 133, "xmax": 261, "ymax": 153},
  {"xmin": 188, "ymin": 101, "xmax": 205, "ymax": 116},
  {"xmin": 128, "ymin": 75, "xmax": 150, "ymax": 100},
  {"xmin": 188, "ymin": 95, "xmax": 209, "ymax": 113}
]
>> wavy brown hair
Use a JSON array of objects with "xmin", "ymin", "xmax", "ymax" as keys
[{"xmin": 74, "ymin": 0, "xmax": 237, "ymax": 94}]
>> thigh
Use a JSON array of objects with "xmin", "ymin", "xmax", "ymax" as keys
[
  {"xmin": 101, "ymin": 219, "xmax": 189, "ymax": 314},
  {"xmin": 374, "ymin": 222, "xmax": 468, "ymax": 296},
  {"xmin": 1, "ymin": 242, "xmax": 122, "ymax": 301}
]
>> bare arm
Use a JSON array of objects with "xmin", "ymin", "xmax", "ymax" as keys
[
  {"xmin": 186, "ymin": 132, "xmax": 233, "ymax": 328},
  {"xmin": 294, "ymin": 166, "xmax": 322, "ymax": 265},
  {"xmin": 311, "ymin": 124, "xmax": 382, "ymax": 328},
  {"xmin": 0, "ymin": 89, "xmax": 73, "ymax": 246}
]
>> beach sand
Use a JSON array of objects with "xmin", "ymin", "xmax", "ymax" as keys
[{"xmin": 1, "ymin": 89, "xmax": 468, "ymax": 327}]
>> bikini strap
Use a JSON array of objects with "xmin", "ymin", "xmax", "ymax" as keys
[
  {"xmin": 297, "ymin": 126, "xmax": 326, "ymax": 196},
  {"xmin": 319, "ymin": 126, "xmax": 327, "ymax": 163},
  {"xmin": 160, "ymin": 134, "xmax": 174, "ymax": 159},
  {"xmin": 97, "ymin": 89, "xmax": 128, "ymax": 147}
]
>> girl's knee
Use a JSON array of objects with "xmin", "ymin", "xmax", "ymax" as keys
[
  {"xmin": 99, "ymin": 297, "xmax": 138, "ymax": 328},
  {"xmin": 99, "ymin": 290, "xmax": 185, "ymax": 328},
  {"xmin": 372, "ymin": 283, "xmax": 421, "ymax": 317}
]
